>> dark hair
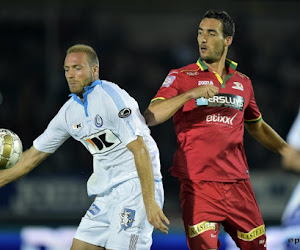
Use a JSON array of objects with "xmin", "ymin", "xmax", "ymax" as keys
[{"xmin": 203, "ymin": 10, "xmax": 235, "ymax": 38}]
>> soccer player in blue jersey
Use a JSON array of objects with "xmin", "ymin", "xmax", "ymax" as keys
[{"xmin": 0, "ymin": 44, "xmax": 169, "ymax": 250}]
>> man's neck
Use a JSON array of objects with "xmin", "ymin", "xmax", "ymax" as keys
[
  {"xmin": 202, "ymin": 50, "xmax": 229, "ymax": 79},
  {"xmin": 203, "ymin": 57, "xmax": 227, "ymax": 79}
]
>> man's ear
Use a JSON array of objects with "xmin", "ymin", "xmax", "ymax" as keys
[
  {"xmin": 93, "ymin": 65, "xmax": 99, "ymax": 79},
  {"xmin": 225, "ymin": 36, "xmax": 233, "ymax": 47}
]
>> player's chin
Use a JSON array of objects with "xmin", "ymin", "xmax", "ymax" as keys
[
  {"xmin": 69, "ymin": 87, "xmax": 82, "ymax": 95},
  {"xmin": 199, "ymin": 54, "xmax": 210, "ymax": 62}
]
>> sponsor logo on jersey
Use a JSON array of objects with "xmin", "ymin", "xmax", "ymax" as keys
[
  {"xmin": 188, "ymin": 221, "xmax": 217, "ymax": 238},
  {"xmin": 83, "ymin": 129, "xmax": 121, "ymax": 154},
  {"xmin": 186, "ymin": 71, "xmax": 199, "ymax": 76},
  {"xmin": 161, "ymin": 75, "xmax": 176, "ymax": 88},
  {"xmin": 118, "ymin": 108, "xmax": 132, "ymax": 118},
  {"xmin": 196, "ymin": 93, "xmax": 244, "ymax": 111},
  {"xmin": 88, "ymin": 203, "xmax": 101, "ymax": 215},
  {"xmin": 232, "ymin": 82, "xmax": 244, "ymax": 91},
  {"xmin": 72, "ymin": 123, "xmax": 83, "ymax": 130},
  {"xmin": 94, "ymin": 114, "xmax": 103, "ymax": 128},
  {"xmin": 237, "ymin": 225, "xmax": 265, "ymax": 241},
  {"xmin": 120, "ymin": 208, "xmax": 136, "ymax": 231},
  {"xmin": 198, "ymin": 80, "xmax": 214, "ymax": 86},
  {"xmin": 206, "ymin": 113, "xmax": 238, "ymax": 126}
]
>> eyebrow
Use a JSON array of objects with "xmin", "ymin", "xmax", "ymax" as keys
[
  {"xmin": 64, "ymin": 64, "xmax": 81, "ymax": 69},
  {"xmin": 198, "ymin": 28, "xmax": 217, "ymax": 33}
]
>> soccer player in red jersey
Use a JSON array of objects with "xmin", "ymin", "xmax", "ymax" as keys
[{"xmin": 144, "ymin": 10, "xmax": 300, "ymax": 250}]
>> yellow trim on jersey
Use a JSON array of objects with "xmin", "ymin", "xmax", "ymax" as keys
[
  {"xmin": 237, "ymin": 225, "xmax": 265, "ymax": 241},
  {"xmin": 244, "ymin": 115, "xmax": 262, "ymax": 123},
  {"xmin": 150, "ymin": 97, "xmax": 166, "ymax": 103},
  {"xmin": 196, "ymin": 60, "xmax": 205, "ymax": 71},
  {"xmin": 213, "ymin": 71, "xmax": 223, "ymax": 84},
  {"xmin": 226, "ymin": 58, "xmax": 238, "ymax": 69},
  {"xmin": 188, "ymin": 221, "xmax": 217, "ymax": 238}
]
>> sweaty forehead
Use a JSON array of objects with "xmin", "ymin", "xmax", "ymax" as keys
[{"xmin": 199, "ymin": 18, "xmax": 223, "ymax": 31}]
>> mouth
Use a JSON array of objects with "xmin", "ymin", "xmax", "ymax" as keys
[
  {"xmin": 68, "ymin": 82, "xmax": 77, "ymax": 87},
  {"xmin": 200, "ymin": 46, "xmax": 208, "ymax": 53}
]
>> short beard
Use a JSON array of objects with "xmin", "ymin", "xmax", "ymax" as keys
[{"xmin": 200, "ymin": 55, "xmax": 218, "ymax": 64}]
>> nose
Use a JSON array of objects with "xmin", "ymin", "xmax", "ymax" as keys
[
  {"xmin": 65, "ymin": 68, "xmax": 74, "ymax": 79},
  {"xmin": 198, "ymin": 33, "xmax": 207, "ymax": 44}
]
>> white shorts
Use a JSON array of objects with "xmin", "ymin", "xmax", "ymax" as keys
[{"xmin": 74, "ymin": 177, "xmax": 164, "ymax": 250}]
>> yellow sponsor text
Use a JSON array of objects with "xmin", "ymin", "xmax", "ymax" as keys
[
  {"xmin": 188, "ymin": 221, "xmax": 217, "ymax": 238},
  {"xmin": 237, "ymin": 225, "xmax": 265, "ymax": 241}
]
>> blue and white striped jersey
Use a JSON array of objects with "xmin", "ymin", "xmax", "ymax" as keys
[{"xmin": 33, "ymin": 80, "xmax": 162, "ymax": 196}]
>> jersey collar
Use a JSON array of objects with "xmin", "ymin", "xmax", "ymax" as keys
[
  {"xmin": 68, "ymin": 79, "xmax": 101, "ymax": 102},
  {"xmin": 196, "ymin": 58, "xmax": 237, "ymax": 73},
  {"xmin": 68, "ymin": 79, "xmax": 101, "ymax": 116},
  {"xmin": 196, "ymin": 58, "xmax": 237, "ymax": 88}
]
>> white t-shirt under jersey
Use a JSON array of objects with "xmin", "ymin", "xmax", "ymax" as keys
[{"xmin": 34, "ymin": 79, "xmax": 162, "ymax": 196}]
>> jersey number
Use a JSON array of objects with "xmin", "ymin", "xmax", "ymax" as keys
[{"xmin": 83, "ymin": 129, "xmax": 121, "ymax": 154}]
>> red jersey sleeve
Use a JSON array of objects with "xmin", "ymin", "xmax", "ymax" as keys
[
  {"xmin": 244, "ymin": 80, "xmax": 262, "ymax": 123},
  {"xmin": 151, "ymin": 70, "xmax": 180, "ymax": 102}
]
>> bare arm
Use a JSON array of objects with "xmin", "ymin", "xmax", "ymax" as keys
[
  {"xmin": 245, "ymin": 119, "xmax": 288, "ymax": 154},
  {"xmin": 144, "ymin": 85, "xmax": 219, "ymax": 126},
  {"xmin": 245, "ymin": 119, "xmax": 300, "ymax": 173},
  {"xmin": 127, "ymin": 136, "xmax": 170, "ymax": 234},
  {"xmin": 282, "ymin": 147, "xmax": 300, "ymax": 171},
  {"xmin": 0, "ymin": 146, "xmax": 50, "ymax": 187}
]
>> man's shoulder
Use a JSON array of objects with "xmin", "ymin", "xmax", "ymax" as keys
[
  {"xmin": 60, "ymin": 98, "xmax": 74, "ymax": 112},
  {"xmin": 235, "ymin": 71, "xmax": 251, "ymax": 81},
  {"xmin": 167, "ymin": 62, "xmax": 199, "ymax": 75},
  {"xmin": 99, "ymin": 79, "xmax": 137, "ymax": 106}
]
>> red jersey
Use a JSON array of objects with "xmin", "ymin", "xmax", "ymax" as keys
[{"xmin": 152, "ymin": 59, "xmax": 262, "ymax": 181}]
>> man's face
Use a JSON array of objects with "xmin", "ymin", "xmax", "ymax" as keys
[
  {"xmin": 197, "ymin": 18, "xmax": 228, "ymax": 63},
  {"xmin": 64, "ymin": 52, "xmax": 94, "ymax": 95}
]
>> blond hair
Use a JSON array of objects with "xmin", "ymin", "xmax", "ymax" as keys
[{"xmin": 66, "ymin": 44, "xmax": 99, "ymax": 67}]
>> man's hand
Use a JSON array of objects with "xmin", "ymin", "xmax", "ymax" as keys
[
  {"xmin": 145, "ymin": 200, "xmax": 170, "ymax": 234},
  {"xmin": 282, "ymin": 145, "xmax": 300, "ymax": 173},
  {"xmin": 186, "ymin": 84, "xmax": 219, "ymax": 99},
  {"xmin": 0, "ymin": 146, "xmax": 50, "ymax": 188}
]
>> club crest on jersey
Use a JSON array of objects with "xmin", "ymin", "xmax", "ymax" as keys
[
  {"xmin": 94, "ymin": 114, "xmax": 103, "ymax": 128},
  {"xmin": 72, "ymin": 123, "xmax": 83, "ymax": 130},
  {"xmin": 232, "ymin": 82, "xmax": 244, "ymax": 91},
  {"xmin": 118, "ymin": 108, "xmax": 131, "ymax": 118},
  {"xmin": 119, "ymin": 208, "xmax": 135, "ymax": 231}
]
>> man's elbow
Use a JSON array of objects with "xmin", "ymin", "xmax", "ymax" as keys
[{"xmin": 144, "ymin": 109, "xmax": 157, "ymax": 127}]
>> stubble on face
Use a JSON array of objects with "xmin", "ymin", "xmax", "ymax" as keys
[
  {"xmin": 198, "ymin": 18, "xmax": 226, "ymax": 64},
  {"xmin": 64, "ymin": 52, "xmax": 94, "ymax": 96}
]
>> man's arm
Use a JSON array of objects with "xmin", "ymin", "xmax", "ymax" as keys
[
  {"xmin": 245, "ymin": 119, "xmax": 288, "ymax": 154},
  {"xmin": 144, "ymin": 85, "xmax": 219, "ymax": 126},
  {"xmin": 282, "ymin": 147, "xmax": 300, "ymax": 170},
  {"xmin": 127, "ymin": 136, "xmax": 170, "ymax": 234},
  {"xmin": 245, "ymin": 119, "xmax": 300, "ymax": 172},
  {"xmin": 0, "ymin": 146, "xmax": 50, "ymax": 187}
]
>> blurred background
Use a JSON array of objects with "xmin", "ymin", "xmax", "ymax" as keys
[{"xmin": 1, "ymin": 0, "xmax": 300, "ymax": 249}]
